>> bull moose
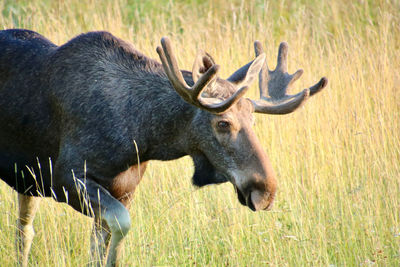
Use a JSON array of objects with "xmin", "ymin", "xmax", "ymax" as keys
[{"xmin": 0, "ymin": 29, "xmax": 327, "ymax": 266}]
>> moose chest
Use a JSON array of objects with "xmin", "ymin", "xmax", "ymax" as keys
[{"xmin": 108, "ymin": 162, "xmax": 148, "ymax": 206}]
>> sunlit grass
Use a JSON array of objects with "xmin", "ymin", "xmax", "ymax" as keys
[{"xmin": 0, "ymin": 0, "xmax": 399, "ymax": 266}]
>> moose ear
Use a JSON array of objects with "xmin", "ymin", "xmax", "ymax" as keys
[
  {"xmin": 192, "ymin": 50, "xmax": 216, "ymax": 83},
  {"xmin": 227, "ymin": 53, "xmax": 266, "ymax": 88}
]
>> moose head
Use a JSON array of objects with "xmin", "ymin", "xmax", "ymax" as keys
[{"xmin": 157, "ymin": 38, "xmax": 327, "ymax": 211}]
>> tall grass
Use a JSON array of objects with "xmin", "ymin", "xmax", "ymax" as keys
[{"xmin": 0, "ymin": 0, "xmax": 399, "ymax": 266}]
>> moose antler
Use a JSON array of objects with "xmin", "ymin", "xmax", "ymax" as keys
[
  {"xmin": 251, "ymin": 41, "xmax": 328, "ymax": 114},
  {"xmin": 156, "ymin": 37, "xmax": 248, "ymax": 113}
]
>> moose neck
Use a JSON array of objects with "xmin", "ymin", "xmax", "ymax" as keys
[{"xmin": 127, "ymin": 70, "xmax": 197, "ymax": 163}]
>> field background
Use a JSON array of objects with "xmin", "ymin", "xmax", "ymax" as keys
[{"xmin": 0, "ymin": 0, "xmax": 399, "ymax": 266}]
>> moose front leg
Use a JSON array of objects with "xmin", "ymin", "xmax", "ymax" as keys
[
  {"xmin": 89, "ymin": 162, "xmax": 149, "ymax": 265},
  {"xmin": 90, "ymin": 218, "xmax": 111, "ymax": 265},
  {"xmin": 82, "ymin": 180, "xmax": 131, "ymax": 267},
  {"xmin": 16, "ymin": 193, "xmax": 41, "ymax": 267},
  {"xmin": 90, "ymin": 216, "xmax": 126, "ymax": 266},
  {"xmin": 54, "ymin": 173, "xmax": 131, "ymax": 267}
]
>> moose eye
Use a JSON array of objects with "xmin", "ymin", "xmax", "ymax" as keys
[{"xmin": 217, "ymin": 120, "xmax": 230, "ymax": 130}]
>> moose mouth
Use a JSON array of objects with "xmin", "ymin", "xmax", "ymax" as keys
[{"xmin": 235, "ymin": 185, "xmax": 256, "ymax": 211}]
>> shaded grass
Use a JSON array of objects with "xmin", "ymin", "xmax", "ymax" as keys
[{"xmin": 0, "ymin": 0, "xmax": 399, "ymax": 266}]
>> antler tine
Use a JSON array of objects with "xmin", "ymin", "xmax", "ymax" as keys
[
  {"xmin": 254, "ymin": 40, "xmax": 269, "ymax": 100},
  {"xmin": 156, "ymin": 45, "xmax": 180, "ymax": 91},
  {"xmin": 157, "ymin": 37, "xmax": 191, "ymax": 101},
  {"xmin": 157, "ymin": 37, "xmax": 246, "ymax": 114},
  {"xmin": 309, "ymin": 77, "xmax": 328, "ymax": 96},
  {"xmin": 201, "ymin": 86, "xmax": 250, "ymax": 114},
  {"xmin": 160, "ymin": 37, "xmax": 191, "ymax": 90},
  {"xmin": 276, "ymin": 42, "xmax": 289, "ymax": 72},
  {"xmin": 157, "ymin": 37, "xmax": 219, "ymax": 104},
  {"xmin": 252, "ymin": 89, "xmax": 310, "ymax": 114},
  {"xmin": 251, "ymin": 41, "xmax": 328, "ymax": 114}
]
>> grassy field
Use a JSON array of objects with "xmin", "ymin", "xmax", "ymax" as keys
[{"xmin": 0, "ymin": 0, "xmax": 399, "ymax": 266}]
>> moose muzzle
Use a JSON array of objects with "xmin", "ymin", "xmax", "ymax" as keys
[{"xmin": 233, "ymin": 169, "xmax": 277, "ymax": 212}]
